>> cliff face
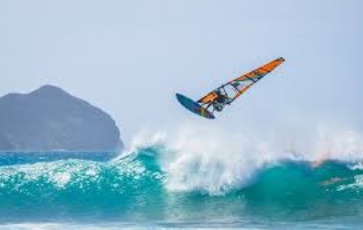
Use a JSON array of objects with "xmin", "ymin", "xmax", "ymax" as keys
[{"xmin": 0, "ymin": 85, "xmax": 123, "ymax": 152}]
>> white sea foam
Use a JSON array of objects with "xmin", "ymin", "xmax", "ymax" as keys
[
  {"xmin": 0, "ymin": 160, "xmax": 103, "ymax": 190},
  {"xmin": 128, "ymin": 122, "xmax": 363, "ymax": 194}
]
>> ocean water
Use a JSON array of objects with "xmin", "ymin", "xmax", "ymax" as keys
[{"xmin": 1, "ymin": 129, "xmax": 363, "ymax": 229}]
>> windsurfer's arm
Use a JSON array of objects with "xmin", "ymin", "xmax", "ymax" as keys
[{"xmin": 205, "ymin": 102, "xmax": 213, "ymax": 109}]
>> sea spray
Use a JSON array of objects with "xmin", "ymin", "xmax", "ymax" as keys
[{"xmin": 1, "ymin": 125, "xmax": 363, "ymax": 222}]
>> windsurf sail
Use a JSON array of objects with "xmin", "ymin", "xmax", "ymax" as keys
[
  {"xmin": 197, "ymin": 57, "xmax": 285, "ymax": 107},
  {"xmin": 176, "ymin": 57, "xmax": 285, "ymax": 119}
]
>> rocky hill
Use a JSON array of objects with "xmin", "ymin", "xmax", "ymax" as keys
[{"xmin": 0, "ymin": 85, "xmax": 122, "ymax": 152}]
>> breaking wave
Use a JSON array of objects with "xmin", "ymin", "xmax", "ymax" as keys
[{"xmin": 1, "ymin": 126, "xmax": 363, "ymax": 222}]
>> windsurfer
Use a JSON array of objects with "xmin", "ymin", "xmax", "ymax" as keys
[{"xmin": 212, "ymin": 89, "xmax": 231, "ymax": 112}]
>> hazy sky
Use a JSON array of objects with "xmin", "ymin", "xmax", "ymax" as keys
[{"xmin": 1, "ymin": 1, "xmax": 362, "ymax": 144}]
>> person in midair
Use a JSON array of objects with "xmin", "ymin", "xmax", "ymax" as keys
[{"xmin": 212, "ymin": 89, "xmax": 231, "ymax": 112}]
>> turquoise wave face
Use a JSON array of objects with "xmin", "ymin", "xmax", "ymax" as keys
[{"xmin": 1, "ymin": 146, "xmax": 363, "ymax": 222}]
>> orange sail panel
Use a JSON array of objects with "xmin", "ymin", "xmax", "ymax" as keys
[
  {"xmin": 197, "ymin": 57, "xmax": 285, "ymax": 104},
  {"xmin": 197, "ymin": 91, "xmax": 218, "ymax": 104},
  {"xmin": 231, "ymin": 57, "xmax": 285, "ymax": 83},
  {"xmin": 227, "ymin": 57, "xmax": 285, "ymax": 101}
]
